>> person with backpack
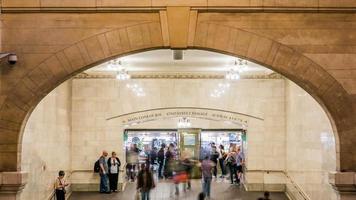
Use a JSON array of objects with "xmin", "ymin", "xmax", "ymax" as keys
[
  {"xmin": 98, "ymin": 150, "xmax": 110, "ymax": 193},
  {"xmin": 225, "ymin": 147, "xmax": 237, "ymax": 185},
  {"xmin": 157, "ymin": 143, "xmax": 165, "ymax": 179},
  {"xmin": 107, "ymin": 151, "xmax": 121, "ymax": 192}
]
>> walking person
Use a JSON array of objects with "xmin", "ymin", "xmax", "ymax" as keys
[
  {"xmin": 201, "ymin": 156, "xmax": 215, "ymax": 199},
  {"xmin": 108, "ymin": 151, "xmax": 121, "ymax": 192},
  {"xmin": 210, "ymin": 145, "xmax": 219, "ymax": 179},
  {"xmin": 236, "ymin": 147, "xmax": 245, "ymax": 185},
  {"xmin": 55, "ymin": 171, "xmax": 69, "ymax": 200},
  {"xmin": 127, "ymin": 145, "xmax": 139, "ymax": 182},
  {"xmin": 157, "ymin": 144, "xmax": 165, "ymax": 179},
  {"xmin": 218, "ymin": 145, "xmax": 227, "ymax": 178},
  {"xmin": 164, "ymin": 143, "xmax": 174, "ymax": 179},
  {"xmin": 182, "ymin": 157, "xmax": 194, "ymax": 190},
  {"xmin": 225, "ymin": 147, "xmax": 237, "ymax": 185},
  {"xmin": 99, "ymin": 150, "xmax": 110, "ymax": 193},
  {"xmin": 137, "ymin": 163, "xmax": 155, "ymax": 200}
]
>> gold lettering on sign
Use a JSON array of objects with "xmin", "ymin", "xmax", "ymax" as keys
[{"xmin": 118, "ymin": 108, "xmax": 250, "ymax": 126}]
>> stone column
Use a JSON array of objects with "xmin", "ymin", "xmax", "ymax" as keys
[
  {"xmin": 0, "ymin": 172, "xmax": 27, "ymax": 200},
  {"xmin": 329, "ymin": 172, "xmax": 356, "ymax": 200}
]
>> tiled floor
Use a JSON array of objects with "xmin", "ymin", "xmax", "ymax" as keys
[{"xmin": 69, "ymin": 179, "xmax": 288, "ymax": 200}]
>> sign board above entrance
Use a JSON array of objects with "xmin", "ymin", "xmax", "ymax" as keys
[{"xmin": 107, "ymin": 107, "xmax": 263, "ymax": 127}]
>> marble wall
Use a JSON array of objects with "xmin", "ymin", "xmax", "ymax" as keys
[
  {"xmin": 21, "ymin": 81, "xmax": 72, "ymax": 200},
  {"xmin": 70, "ymin": 78, "xmax": 286, "ymax": 189},
  {"xmin": 285, "ymin": 81, "xmax": 337, "ymax": 200}
]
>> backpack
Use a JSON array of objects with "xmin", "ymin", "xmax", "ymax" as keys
[{"xmin": 94, "ymin": 159, "xmax": 100, "ymax": 173}]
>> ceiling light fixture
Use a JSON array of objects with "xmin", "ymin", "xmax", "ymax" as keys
[
  {"xmin": 210, "ymin": 83, "xmax": 230, "ymax": 98},
  {"xmin": 107, "ymin": 59, "xmax": 123, "ymax": 70},
  {"xmin": 126, "ymin": 83, "xmax": 145, "ymax": 97},
  {"xmin": 225, "ymin": 59, "xmax": 248, "ymax": 80},
  {"xmin": 116, "ymin": 69, "xmax": 130, "ymax": 80},
  {"xmin": 177, "ymin": 117, "xmax": 191, "ymax": 128}
]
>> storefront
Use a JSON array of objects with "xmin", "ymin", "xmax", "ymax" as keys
[{"xmin": 124, "ymin": 128, "xmax": 246, "ymax": 160}]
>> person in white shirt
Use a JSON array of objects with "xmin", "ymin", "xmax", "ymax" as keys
[{"xmin": 107, "ymin": 151, "xmax": 121, "ymax": 192}]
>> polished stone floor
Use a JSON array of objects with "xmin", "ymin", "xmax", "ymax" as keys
[{"xmin": 69, "ymin": 179, "xmax": 288, "ymax": 200}]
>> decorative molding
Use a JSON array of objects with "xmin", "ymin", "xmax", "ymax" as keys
[
  {"xmin": 0, "ymin": 172, "xmax": 28, "ymax": 194},
  {"xmin": 3, "ymin": 7, "xmax": 356, "ymax": 14},
  {"xmin": 329, "ymin": 171, "xmax": 356, "ymax": 193},
  {"xmin": 74, "ymin": 72, "xmax": 284, "ymax": 79}
]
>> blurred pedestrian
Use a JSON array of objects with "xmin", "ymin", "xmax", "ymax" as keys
[
  {"xmin": 164, "ymin": 143, "xmax": 174, "ymax": 179},
  {"xmin": 210, "ymin": 145, "xmax": 219, "ymax": 179},
  {"xmin": 137, "ymin": 163, "xmax": 155, "ymax": 200},
  {"xmin": 225, "ymin": 147, "xmax": 237, "ymax": 185},
  {"xmin": 127, "ymin": 144, "xmax": 139, "ymax": 182},
  {"xmin": 182, "ymin": 157, "xmax": 194, "ymax": 190},
  {"xmin": 201, "ymin": 156, "xmax": 215, "ymax": 199},
  {"xmin": 218, "ymin": 144, "xmax": 227, "ymax": 178},
  {"xmin": 157, "ymin": 144, "xmax": 165, "ymax": 179},
  {"xmin": 236, "ymin": 147, "xmax": 245, "ymax": 185}
]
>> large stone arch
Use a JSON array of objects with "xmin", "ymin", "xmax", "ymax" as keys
[{"xmin": 0, "ymin": 9, "xmax": 354, "ymax": 177}]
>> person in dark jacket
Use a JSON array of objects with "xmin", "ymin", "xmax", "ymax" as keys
[
  {"xmin": 210, "ymin": 145, "xmax": 219, "ymax": 179},
  {"xmin": 137, "ymin": 163, "xmax": 155, "ymax": 200},
  {"xmin": 164, "ymin": 143, "xmax": 174, "ymax": 179},
  {"xmin": 157, "ymin": 143, "xmax": 165, "ymax": 179},
  {"xmin": 107, "ymin": 151, "xmax": 121, "ymax": 192}
]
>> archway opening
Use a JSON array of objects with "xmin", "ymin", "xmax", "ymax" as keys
[{"xmin": 20, "ymin": 49, "xmax": 337, "ymax": 200}]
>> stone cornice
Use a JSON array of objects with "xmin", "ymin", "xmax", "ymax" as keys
[
  {"xmin": 329, "ymin": 172, "xmax": 356, "ymax": 194},
  {"xmin": 0, "ymin": 172, "xmax": 28, "ymax": 194},
  {"xmin": 2, "ymin": 7, "xmax": 356, "ymax": 13},
  {"xmin": 74, "ymin": 72, "xmax": 283, "ymax": 80}
]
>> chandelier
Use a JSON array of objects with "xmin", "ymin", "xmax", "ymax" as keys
[
  {"xmin": 177, "ymin": 117, "xmax": 191, "ymax": 128},
  {"xmin": 116, "ymin": 69, "xmax": 130, "ymax": 80},
  {"xmin": 107, "ymin": 59, "xmax": 131, "ymax": 80},
  {"xmin": 210, "ymin": 83, "xmax": 230, "ymax": 98},
  {"xmin": 126, "ymin": 83, "xmax": 145, "ymax": 97},
  {"xmin": 225, "ymin": 59, "xmax": 248, "ymax": 80},
  {"xmin": 225, "ymin": 69, "xmax": 240, "ymax": 80}
]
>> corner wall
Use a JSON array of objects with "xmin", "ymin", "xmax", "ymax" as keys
[
  {"xmin": 21, "ymin": 81, "xmax": 72, "ymax": 200},
  {"xmin": 285, "ymin": 81, "xmax": 337, "ymax": 200}
]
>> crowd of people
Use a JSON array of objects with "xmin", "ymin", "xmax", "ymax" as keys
[
  {"xmin": 123, "ymin": 142, "xmax": 246, "ymax": 199},
  {"xmin": 54, "ymin": 142, "xmax": 275, "ymax": 200}
]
